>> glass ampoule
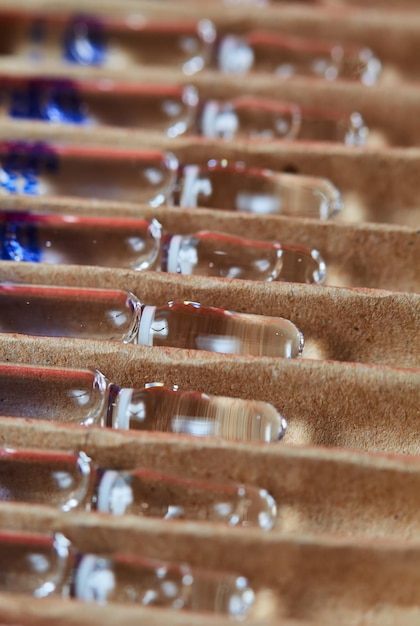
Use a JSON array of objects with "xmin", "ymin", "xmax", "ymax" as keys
[
  {"xmin": 0, "ymin": 529, "xmax": 255, "ymax": 617},
  {"xmin": 217, "ymin": 31, "xmax": 382, "ymax": 86},
  {"xmin": 0, "ymin": 363, "xmax": 287, "ymax": 442},
  {"xmin": 0, "ymin": 211, "xmax": 163, "ymax": 271},
  {"xmin": 0, "ymin": 75, "xmax": 367, "ymax": 146},
  {"xmin": 0, "ymin": 212, "xmax": 326, "ymax": 284},
  {"xmin": 0, "ymin": 76, "xmax": 199, "ymax": 137},
  {"xmin": 0, "ymin": 142, "xmax": 179, "ymax": 206},
  {"xmin": 0, "ymin": 447, "xmax": 277, "ymax": 529},
  {"xmin": 199, "ymin": 97, "xmax": 301, "ymax": 141},
  {"xmin": 199, "ymin": 96, "xmax": 369, "ymax": 146},
  {"xmin": 163, "ymin": 230, "xmax": 326, "ymax": 284},
  {"xmin": 297, "ymin": 109, "xmax": 369, "ymax": 146},
  {"xmin": 175, "ymin": 160, "xmax": 342, "ymax": 219},
  {"xmin": 0, "ymin": 11, "xmax": 216, "ymax": 74},
  {"xmin": 0, "ymin": 283, "xmax": 304, "ymax": 358}
]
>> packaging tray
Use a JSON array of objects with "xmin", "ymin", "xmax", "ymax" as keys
[{"xmin": 0, "ymin": 1, "xmax": 419, "ymax": 625}]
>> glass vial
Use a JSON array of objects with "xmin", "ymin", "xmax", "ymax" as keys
[
  {"xmin": 0, "ymin": 283, "xmax": 143, "ymax": 343},
  {"xmin": 175, "ymin": 160, "xmax": 342, "ymax": 219},
  {"xmin": 0, "ymin": 447, "xmax": 277, "ymax": 529},
  {"xmin": 73, "ymin": 552, "xmax": 254, "ymax": 616},
  {"xmin": 0, "ymin": 211, "xmax": 163, "ymax": 271},
  {"xmin": 0, "ymin": 284, "xmax": 304, "ymax": 357},
  {"xmin": 0, "ymin": 529, "xmax": 255, "ymax": 617},
  {"xmin": 199, "ymin": 97, "xmax": 301, "ymax": 140},
  {"xmin": 138, "ymin": 301, "xmax": 303, "ymax": 357},
  {"xmin": 0, "ymin": 12, "xmax": 216, "ymax": 74},
  {"xmin": 0, "ymin": 530, "xmax": 71, "ymax": 598},
  {"xmin": 0, "ymin": 77, "xmax": 199, "ymax": 136},
  {"xmin": 0, "ymin": 141, "xmax": 179, "ymax": 206},
  {"xmin": 163, "ymin": 230, "xmax": 326, "ymax": 284},
  {"xmin": 0, "ymin": 363, "xmax": 287, "ymax": 442},
  {"xmin": 217, "ymin": 31, "xmax": 382, "ymax": 85}
]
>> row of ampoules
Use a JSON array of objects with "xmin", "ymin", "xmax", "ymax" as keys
[
  {"xmin": 0, "ymin": 446, "xmax": 273, "ymax": 613},
  {"xmin": 0, "ymin": 528, "xmax": 255, "ymax": 617},
  {"xmin": 0, "ymin": 283, "xmax": 304, "ymax": 358},
  {"xmin": 0, "ymin": 10, "xmax": 381, "ymax": 85},
  {"xmin": 0, "ymin": 362, "xmax": 287, "ymax": 442},
  {"xmin": 0, "ymin": 77, "xmax": 369, "ymax": 146},
  {"xmin": 0, "ymin": 145, "xmax": 342, "ymax": 220},
  {"xmin": 0, "ymin": 210, "xmax": 326, "ymax": 284}
]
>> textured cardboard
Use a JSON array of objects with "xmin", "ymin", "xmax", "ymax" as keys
[{"xmin": 0, "ymin": 2, "xmax": 419, "ymax": 625}]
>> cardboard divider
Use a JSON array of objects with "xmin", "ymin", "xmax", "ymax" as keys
[
  {"xmin": 2, "ymin": 418, "xmax": 420, "ymax": 541},
  {"xmin": 0, "ymin": 335, "xmax": 418, "ymax": 455},
  {"xmin": 2, "ymin": 62, "xmax": 420, "ymax": 146},
  {"xmin": 1, "ymin": 261, "xmax": 419, "ymax": 368},
  {"xmin": 1, "ymin": 196, "xmax": 418, "ymax": 292},
  {"xmin": 0, "ymin": 504, "xmax": 420, "ymax": 625},
  {"xmin": 0, "ymin": 3, "xmax": 419, "ymax": 625},
  {"xmin": 1, "ymin": 0, "xmax": 420, "ymax": 84},
  {"xmin": 0, "ymin": 119, "xmax": 419, "ymax": 226}
]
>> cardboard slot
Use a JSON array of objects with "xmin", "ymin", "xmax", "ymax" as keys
[
  {"xmin": 0, "ymin": 504, "xmax": 420, "ymax": 625},
  {"xmin": 1, "ymin": 420, "xmax": 420, "ymax": 541},
  {"xmin": 1, "ymin": 1, "xmax": 420, "ymax": 82},
  {"xmin": 0, "ymin": 198, "xmax": 418, "ymax": 292},
  {"xmin": 0, "ymin": 3, "xmax": 419, "ymax": 625},
  {"xmin": 1, "ymin": 261, "xmax": 419, "ymax": 368},
  {"xmin": 1, "ymin": 64, "xmax": 420, "ymax": 146},
  {"xmin": 0, "ymin": 121, "xmax": 419, "ymax": 226},
  {"xmin": 0, "ymin": 336, "xmax": 418, "ymax": 455}
]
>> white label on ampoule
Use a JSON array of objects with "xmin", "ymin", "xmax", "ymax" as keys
[
  {"xmin": 97, "ymin": 471, "xmax": 133, "ymax": 516},
  {"xmin": 114, "ymin": 388, "xmax": 134, "ymax": 430},
  {"xmin": 138, "ymin": 305, "xmax": 157, "ymax": 346},
  {"xmin": 179, "ymin": 165, "xmax": 212, "ymax": 208},
  {"xmin": 75, "ymin": 555, "xmax": 115, "ymax": 602},
  {"xmin": 218, "ymin": 36, "xmax": 254, "ymax": 74},
  {"xmin": 167, "ymin": 234, "xmax": 183, "ymax": 274},
  {"xmin": 201, "ymin": 101, "xmax": 239, "ymax": 139}
]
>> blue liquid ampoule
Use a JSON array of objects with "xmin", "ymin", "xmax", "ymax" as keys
[{"xmin": 0, "ymin": 142, "xmax": 179, "ymax": 206}]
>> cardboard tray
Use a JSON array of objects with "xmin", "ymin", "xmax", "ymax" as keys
[{"xmin": 0, "ymin": 1, "xmax": 419, "ymax": 625}]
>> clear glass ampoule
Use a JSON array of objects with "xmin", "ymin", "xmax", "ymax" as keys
[
  {"xmin": 0, "ymin": 283, "xmax": 142, "ymax": 343},
  {"xmin": 0, "ymin": 11, "xmax": 216, "ymax": 74},
  {"xmin": 0, "ymin": 283, "xmax": 304, "ymax": 357},
  {"xmin": 0, "ymin": 363, "xmax": 287, "ymax": 442},
  {"xmin": 0, "ymin": 211, "xmax": 163, "ymax": 271},
  {"xmin": 199, "ymin": 97, "xmax": 301, "ymax": 141},
  {"xmin": 199, "ymin": 96, "xmax": 369, "ymax": 146},
  {"xmin": 0, "ymin": 447, "xmax": 277, "ymax": 529},
  {"xmin": 217, "ymin": 31, "xmax": 382, "ymax": 85},
  {"xmin": 0, "ymin": 142, "xmax": 179, "ymax": 206},
  {"xmin": 0, "ymin": 529, "xmax": 255, "ymax": 617},
  {"xmin": 163, "ymin": 230, "xmax": 326, "ymax": 284},
  {"xmin": 175, "ymin": 160, "xmax": 342, "ymax": 219},
  {"xmin": 0, "ymin": 76, "xmax": 199, "ymax": 136},
  {"xmin": 297, "ymin": 108, "xmax": 369, "ymax": 146}
]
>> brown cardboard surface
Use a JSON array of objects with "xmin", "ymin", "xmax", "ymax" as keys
[{"xmin": 0, "ymin": 3, "xmax": 419, "ymax": 625}]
